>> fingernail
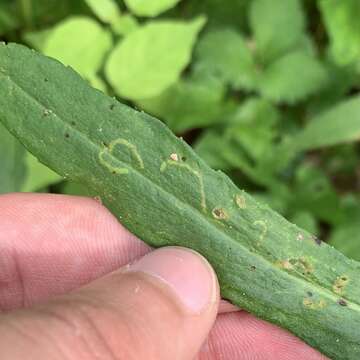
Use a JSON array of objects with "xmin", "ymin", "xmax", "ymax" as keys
[{"xmin": 126, "ymin": 247, "xmax": 218, "ymax": 313}]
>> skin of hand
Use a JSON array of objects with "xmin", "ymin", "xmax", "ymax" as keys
[{"xmin": 0, "ymin": 193, "xmax": 327, "ymax": 360}]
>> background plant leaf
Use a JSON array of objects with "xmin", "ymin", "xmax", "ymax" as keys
[
  {"xmin": 111, "ymin": 14, "xmax": 139, "ymax": 36},
  {"xmin": 194, "ymin": 28, "xmax": 258, "ymax": 90},
  {"xmin": 138, "ymin": 74, "xmax": 225, "ymax": 132},
  {"xmin": 0, "ymin": 1, "xmax": 19, "ymax": 35},
  {"xmin": 84, "ymin": 0, "xmax": 121, "ymax": 24},
  {"xmin": 249, "ymin": 0, "xmax": 306, "ymax": 63},
  {"xmin": 297, "ymin": 96, "xmax": 360, "ymax": 150},
  {"xmin": 21, "ymin": 153, "xmax": 62, "ymax": 192},
  {"xmin": 319, "ymin": 0, "xmax": 360, "ymax": 66},
  {"xmin": 173, "ymin": 0, "xmax": 249, "ymax": 31},
  {"xmin": 258, "ymin": 51, "xmax": 328, "ymax": 103},
  {"xmin": 124, "ymin": 0, "xmax": 182, "ymax": 17},
  {"xmin": 105, "ymin": 17, "xmax": 206, "ymax": 100},
  {"xmin": 44, "ymin": 17, "xmax": 112, "ymax": 80}
]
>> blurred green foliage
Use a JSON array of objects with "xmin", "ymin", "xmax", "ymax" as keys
[{"xmin": 0, "ymin": 0, "xmax": 359, "ymax": 260}]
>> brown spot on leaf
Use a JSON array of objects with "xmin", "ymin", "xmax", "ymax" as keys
[
  {"xmin": 333, "ymin": 275, "xmax": 349, "ymax": 295},
  {"xmin": 312, "ymin": 235, "xmax": 322, "ymax": 246},
  {"xmin": 338, "ymin": 299, "xmax": 347, "ymax": 307},
  {"xmin": 212, "ymin": 207, "xmax": 228, "ymax": 220},
  {"xmin": 93, "ymin": 196, "xmax": 102, "ymax": 204}
]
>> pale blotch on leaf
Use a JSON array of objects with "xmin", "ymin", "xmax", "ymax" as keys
[
  {"xmin": 43, "ymin": 109, "xmax": 53, "ymax": 117},
  {"xmin": 212, "ymin": 207, "xmax": 228, "ymax": 220},
  {"xmin": 235, "ymin": 194, "xmax": 246, "ymax": 209},
  {"xmin": 333, "ymin": 275, "xmax": 349, "ymax": 295},
  {"xmin": 160, "ymin": 159, "xmax": 206, "ymax": 212},
  {"xmin": 297, "ymin": 233, "xmax": 304, "ymax": 241},
  {"xmin": 170, "ymin": 153, "xmax": 179, "ymax": 161},
  {"xmin": 303, "ymin": 297, "xmax": 327, "ymax": 310},
  {"xmin": 290, "ymin": 257, "xmax": 314, "ymax": 275},
  {"xmin": 252, "ymin": 220, "xmax": 268, "ymax": 244},
  {"xmin": 276, "ymin": 259, "xmax": 294, "ymax": 271},
  {"xmin": 99, "ymin": 137, "xmax": 144, "ymax": 174}
]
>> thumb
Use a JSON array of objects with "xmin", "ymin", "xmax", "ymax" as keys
[{"xmin": 0, "ymin": 247, "xmax": 220, "ymax": 360}]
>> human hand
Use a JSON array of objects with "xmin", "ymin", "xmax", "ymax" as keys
[{"xmin": 0, "ymin": 193, "xmax": 326, "ymax": 359}]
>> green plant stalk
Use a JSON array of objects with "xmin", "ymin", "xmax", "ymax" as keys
[{"xmin": 0, "ymin": 43, "xmax": 359, "ymax": 360}]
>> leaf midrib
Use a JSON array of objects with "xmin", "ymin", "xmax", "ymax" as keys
[{"xmin": 3, "ymin": 70, "xmax": 360, "ymax": 312}]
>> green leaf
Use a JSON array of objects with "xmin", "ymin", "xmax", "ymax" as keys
[
  {"xmin": 194, "ymin": 28, "xmax": 258, "ymax": 90},
  {"xmin": 195, "ymin": 129, "xmax": 260, "ymax": 183},
  {"xmin": 0, "ymin": 2, "xmax": 19, "ymax": 35},
  {"xmin": 226, "ymin": 99, "xmax": 280, "ymax": 162},
  {"xmin": 297, "ymin": 96, "xmax": 360, "ymax": 150},
  {"xmin": 24, "ymin": 0, "xmax": 88, "ymax": 28},
  {"xmin": 138, "ymin": 75, "xmax": 225, "ymax": 132},
  {"xmin": 86, "ymin": 74, "xmax": 108, "ymax": 92},
  {"xmin": 124, "ymin": 0, "xmax": 182, "ymax": 17},
  {"xmin": 252, "ymin": 192, "xmax": 289, "ymax": 215},
  {"xmin": 337, "ymin": 195, "xmax": 360, "ymax": 226},
  {"xmin": 44, "ymin": 16, "xmax": 112, "ymax": 78},
  {"xmin": 219, "ymin": 99, "xmax": 297, "ymax": 184},
  {"xmin": 290, "ymin": 164, "xmax": 341, "ymax": 225},
  {"xmin": 330, "ymin": 224, "xmax": 360, "ymax": 262},
  {"xmin": 196, "ymin": 134, "xmax": 284, "ymax": 190},
  {"xmin": 1, "ymin": 43, "xmax": 360, "ymax": 360},
  {"xmin": 105, "ymin": 17, "xmax": 206, "ymax": 100},
  {"xmin": 319, "ymin": 0, "xmax": 360, "ymax": 65},
  {"xmin": 0, "ymin": 122, "xmax": 26, "ymax": 193},
  {"xmin": 229, "ymin": 98, "xmax": 280, "ymax": 127},
  {"xmin": 196, "ymin": 99, "xmax": 287, "ymax": 189},
  {"xmin": 173, "ymin": 0, "xmax": 249, "ymax": 32},
  {"xmin": 21, "ymin": 152, "xmax": 62, "ymax": 192},
  {"xmin": 111, "ymin": 14, "xmax": 139, "ymax": 36},
  {"xmin": 85, "ymin": 0, "xmax": 121, "ymax": 24},
  {"xmin": 249, "ymin": 0, "xmax": 306, "ymax": 63},
  {"xmin": 23, "ymin": 29, "xmax": 52, "ymax": 51},
  {"xmin": 290, "ymin": 211, "xmax": 319, "ymax": 236},
  {"xmin": 195, "ymin": 130, "xmax": 232, "ymax": 170},
  {"xmin": 307, "ymin": 61, "xmax": 356, "ymax": 114},
  {"xmin": 61, "ymin": 181, "xmax": 93, "ymax": 196},
  {"xmin": 258, "ymin": 51, "xmax": 328, "ymax": 104}
]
